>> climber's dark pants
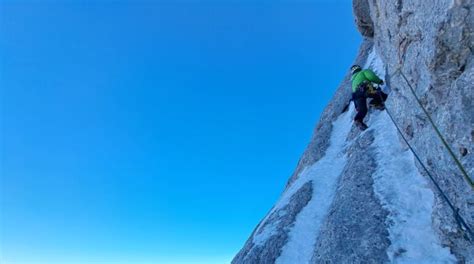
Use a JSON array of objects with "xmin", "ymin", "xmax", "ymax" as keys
[{"xmin": 352, "ymin": 89, "xmax": 388, "ymax": 122}]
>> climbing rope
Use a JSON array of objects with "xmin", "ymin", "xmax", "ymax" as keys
[
  {"xmin": 397, "ymin": 70, "xmax": 474, "ymax": 190},
  {"xmin": 377, "ymin": 92, "xmax": 473, "ymax": 241}
]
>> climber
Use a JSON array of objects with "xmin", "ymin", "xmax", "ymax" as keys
[{"xmin": 350, "ymin": 64, "xmax": 388, "ymax": 130}]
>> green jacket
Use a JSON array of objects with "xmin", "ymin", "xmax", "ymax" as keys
[{"xmin": 351, "ymin": 69, "xmax": 383, "ymax": 93}]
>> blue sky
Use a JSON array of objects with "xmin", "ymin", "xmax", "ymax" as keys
[{"xmin": 0, "ymin": 1, "xmax": 360, "ymax": 263}]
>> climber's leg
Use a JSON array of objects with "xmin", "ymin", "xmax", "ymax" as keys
[{"xmin": 353, "ymin": 96, "xmax": 368, "ymax": 122}]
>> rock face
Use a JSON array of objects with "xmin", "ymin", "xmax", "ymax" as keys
[
  {"xmin": 366, "ymin": 0, "xmax": 474, "ymax": 260},
  {"xmin": 353, "ymin": 0, "xmax": 374, "ymax": 37},
  {"xmin": 233, "ymin": 0, "xmax": 474, "ymax": 263}
]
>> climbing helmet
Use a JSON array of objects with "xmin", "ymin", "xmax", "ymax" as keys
[{"xmin": 351, "ymin": 65, "xmax": 362, "ymax": 75}]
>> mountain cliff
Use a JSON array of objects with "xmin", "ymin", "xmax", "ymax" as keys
[{"xmin": 233, "ymin": 0, "xmax": 474, "ymax": 263}]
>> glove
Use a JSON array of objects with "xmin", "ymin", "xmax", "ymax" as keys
[
  {"xmin": 380, "ymin": 80, "xmax": 384, "ymax": 85},
  {"xmin": 367, "ymin": 84, "xmax": 377, "ymax": 95}
]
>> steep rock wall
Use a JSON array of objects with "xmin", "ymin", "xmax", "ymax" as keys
[{"xmin": 233, "ymin": 0, "xmax": 473, "ymax": 263}]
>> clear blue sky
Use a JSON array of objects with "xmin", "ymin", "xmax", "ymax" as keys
[{"xmin": 0, "ymin": 1, "xmax": 360, "ymax": 263}]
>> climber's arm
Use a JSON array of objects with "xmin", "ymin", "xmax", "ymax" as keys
[{"xmin": 363, "ymin": 69, "xmax": 384, "ymax": 84}]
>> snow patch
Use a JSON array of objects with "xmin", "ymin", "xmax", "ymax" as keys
[
  {"xmin": 252, "ymin": 218, "xmax": 280, "ymax": 246},
  {"xmin": 275, "ymin": 106, "xmax": 354, "ymax": 264}
]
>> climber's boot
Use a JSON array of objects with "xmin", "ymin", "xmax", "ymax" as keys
[{"xmin": 354, "ymin": 120, "xmax": 368, "ymax": 131}]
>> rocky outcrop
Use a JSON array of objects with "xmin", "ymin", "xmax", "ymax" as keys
[
  {"xmin": 353, "ymin": 0, "xmax": 374, "ymax": 37},
  {"xmin": 234, "ymin": 0, "xmax": 474, "ymax": 263}
]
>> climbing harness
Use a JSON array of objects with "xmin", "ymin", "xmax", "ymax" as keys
[
  {"xmin": 375, "ymin": 92, "xmax": 474, "ymax": 242},
  {"xmin": 396, "ymin": 70, "xmax": 474, "ymax": 190}
]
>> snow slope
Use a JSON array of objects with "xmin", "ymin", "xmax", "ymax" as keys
[{"xmin": 250, "ymin": 105, "xmax": 353, "ymax": 254}]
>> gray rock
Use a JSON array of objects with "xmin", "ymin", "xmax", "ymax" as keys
[{"xmin": 353, "ymin": 0, "xmax": 374, "ymax": 37}]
